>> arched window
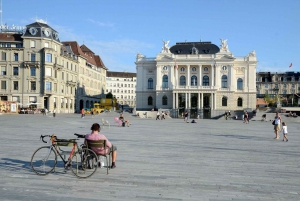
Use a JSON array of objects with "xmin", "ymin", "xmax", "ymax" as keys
[
  {"xmin": 162, "ymin": 75, "xmax": 168, "ymax": 88},
  {"xmin": 148, "ymin": 78, "xmax": 153, "ymax": 89},
  {"xmin": 162, "ymin": 95, "xmax": 168, "ymax": 105},
  {"xmin": 148, "ymin": 96, "xmax": 153, "ymax": 105},
  {"xmin": 221, "ymin": 75, "xmax": 227, "ymax": 88},
  {"xmin": 86, "ymin": 100, "xmax": 89, "ymax": 108},
  {"xmin": 222, "ymin": 96, "xmax": 227, "ymax": 106},
  {"xmin": 204, "ymin": 67, "xmax": 208, "ymax": 71},
  {"xmin": 203, "ymin": 76, "xmax": 209, "ymax": 86},
  {"xmin": 237, "ymin": 97, "xmax": 243, "ymax": 107},
  {"xmin": 180, "ymin": 76, "xmax": 186, "ymax": 86},
  {"xmin": 237, "ymin": 78, "xmax": 243, "ymax": 90},
  {"xmin": 180, "ymin": 67, "xmax": 185, "ymax": 72},
  {"xmin": 191, "ymin": 75, "xmax": 197, "ymax": 86}
]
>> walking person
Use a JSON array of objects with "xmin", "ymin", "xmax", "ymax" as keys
[
  {"xmin": 273, "ymin": 112, "xmax": 282, "ymax": 139},
  {"xmin": 281, "ymin": 122, "xmax": 288, "ymax": 142},
  {"xmin": 161, "ymin": 111, "xmax": 165, "ymax": 120},
  {"xmin": 184, "ymin": 111, "xmax": 188, "ymax": 122},
  {"xmin": 156, "ymin": 111, "xmax": 160, "ymax": 120},
  {"xmin": 81, "ymin": 108, "xmax": 85, "ymax": 118},
  {"xmin": 244, "ymin": 112, "xmax": 249, "ymax": 124},
  {"xmin": 53, "ymin": 109, "xmax": 56, "ymax": 118}
]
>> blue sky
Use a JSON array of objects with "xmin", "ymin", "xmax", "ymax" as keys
[{"xmin": 3, "ymin": 0, "xmax": 300, "ymax": 73}]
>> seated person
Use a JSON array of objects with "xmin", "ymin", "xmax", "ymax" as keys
[
  {"xmin": 85, "ymin": 123, "xmax": 117, "ymax": 168},
  {"xmin": 292, "ymin": 113, "xmax": 297, "ymax": 117},
  {"xmin": 191, "ymin": 119, "xmax": 197, "ymax": 123},
  {"xmin": 289, "ymin": 111, "xmax": 292, "ymax": 117},
  {"xmin": 119, "ymin": 113, "xmax": 130, "ymax": 126}
]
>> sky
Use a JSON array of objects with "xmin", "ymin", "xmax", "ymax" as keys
[{"xmin": 2, "ymin": 0, "xmax": 300, "ymax": 73}]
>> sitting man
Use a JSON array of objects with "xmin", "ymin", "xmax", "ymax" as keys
[
  {"xmin": 85, "ymin": 123, "xmax": 117, "ymax": 168},
  {"xmin": 119, "ymin": 113, "xmax": 130, "ymax": 127},
  {"xmin": 289, "ymin": 111, "xmax": 293, "ymax": 117}
]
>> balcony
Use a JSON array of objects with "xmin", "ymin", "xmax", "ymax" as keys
[
  {"xmin": 24, "ymin": 61, "xmax": 40, "ymax": 68},
  {"xmin": 54, "ymin": 63, "xmax": 64, "ymax": 70},
  {"xmin": 45, "ymin": 90, "xmax": 57, "ymax": 95},
  {"xmin": 66, "ymin": 81, "xmax": 77, "ymax": 86}
]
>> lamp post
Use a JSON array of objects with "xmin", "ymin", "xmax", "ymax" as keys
[{"xmin": 273, "ymin": 87, "xmax": 279, "ymax": 108}]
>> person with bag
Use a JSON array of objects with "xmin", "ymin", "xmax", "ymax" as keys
[{"xmin": 273, "ymin": 112, "xmax": 282, "ymax": 139}]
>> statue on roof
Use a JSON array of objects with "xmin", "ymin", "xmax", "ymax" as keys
[
  {"xmin": 249, "ymin": 50, "xmax": 256, "ymax": 57},
  {"xmin": 136, "ymin": 52, "xmax": 145, "ymax": 61},
  {"xmin": 220, "ymin": 38, "xmax": 229, "ymax": 52},
  {"xmin": 161, "ymin": 40, "xmax": 170, "ymax": 53}
]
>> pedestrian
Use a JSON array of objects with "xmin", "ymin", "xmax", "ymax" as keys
[
  {"xmin": 184, "ymin": 111, "xmax": 188, "ymax": 122},
  {"xmin": 281, "ymin": 122, "xmax": 288, "ymax": 142},
  {"xmin": 53, "ymin": 109, "xmax": 56, "ymax": 118},
  {"xmin": 91, "ymin": 110, "xmax": 94, "ymax": 118},
  {"xmin": 81, "ymin": 108, "xmax": 85, "ymax": 118},
  {"xmin": 161, "ymin": 111, "xmax": 165, "ymax": 120},
  {"xmin": 244, "ymin": 112, "xmax": 249, "ymax": 124},
  {"xmin": 156, "ymin": 111, "xmax": 160, "ymax": 120},
  {"xmin": 273, "ymin": 112, "xmax": 282, "ymax": 139}
]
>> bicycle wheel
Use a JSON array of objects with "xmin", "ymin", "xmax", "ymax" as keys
[
  {"xmin": 31, "ymin": 146, "xmax": 57, "ymax": 175},
  {"xmin": 71, "ymin": 148, "xmax": 98, "ymax": 178}
]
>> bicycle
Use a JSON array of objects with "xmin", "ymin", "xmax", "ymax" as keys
[{"xmin": 30, "ymin": 133, "xmax": 98, "ymax": 179}]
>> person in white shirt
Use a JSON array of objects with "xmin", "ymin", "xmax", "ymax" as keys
[
  {"xmin": 273, "ymin": 112, "xmax": 282, "ymax": 139},
  {"xmin": 281, "ymin": 122, "xmax": 288, "ymax": 142}
]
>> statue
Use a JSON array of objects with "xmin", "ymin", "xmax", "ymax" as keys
[
  {"xmin": 136, "ymin": 52, "xmax": 144, "ymax": 60},
  {"xmin": 220, "ymin": 38, "xmax": 229, "ymax": 51},
  {"xmin": 249, "ymin": 50, "xmax": 256, "ymax": 57},
  {"xmin": 161, "ymin": 40, "xmax": 170, "ymax": 53}
]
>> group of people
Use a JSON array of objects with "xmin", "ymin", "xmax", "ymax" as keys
[
  {"xmin": 224, "ymin": 111, "xmax": 231, "ymax": 120},
  {"xmin": 156, "ymin": 111, "xmax": 166, "ymax": 120},
  {"xmin": 273, "ymin": 112, "xmax": 288, "ymax": 141},
  {"xmin": 288, "ymin": 111, "xmax": 298, "ymax": 117}
]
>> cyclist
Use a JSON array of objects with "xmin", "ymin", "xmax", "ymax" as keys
[{"xmin": 85, "ymin": 123, "xmax": 117, "ymax": 168}]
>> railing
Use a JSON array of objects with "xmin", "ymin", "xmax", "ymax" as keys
[
  {"xmin": 23, "ymin": 61, "xmax": 40, "ymax": 68},
  {"xmin": 54, "ymin": 63, "xmax": 64, "ymax": 69}
]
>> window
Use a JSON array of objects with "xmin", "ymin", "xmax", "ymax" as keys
[
  {"xmin": 237, "ymin": 78, "xmax": 243, "ymax": 90},
  {"xmin": 13, "ymin": 67, "xmax": 19, "ymax": 76},
  {"xmin": 1, "ymin": 52, "xmax": 6, "ymax": 61},
  {"xmin": 237, "ymin": 97, "xmax": 243, "ymax": 107},
  {"xmin": 221, "ymin": 75, "xmax": 227, "ymax": 88},
  {"xmin": 148, "ymin": 96, "xmax": 153, "ymax": 105},
  {"xmin": 180, "ymin": 76, "xmax": 186, "ymax": 86},
  {"xmin": 1, "ymin": 80, "xmax": 6, "ymax": 89},
  {"xmin": 162, "ymin": 75, "xmax": 168, "ymax": 88},
  {"xmin": 283, "ymin": 84, "xmax": 286, "ymax": 88},
  {"xmin": 30, "ymin": 40, "xmax": 35, "ymax": 48},
  {"xmin": 180, "ymin": 67, "xmax": 185, "ymax": 72},
  {"xmin": 148, "ymin": 78, "xmax": 153, "ymax": 89},
  {"xmin": 31, "ymin": 81, "xmax": 36, "ymax": 90},
  {"xmin": 222, "ymin": 96, "xmax": 227, "ymax": 106},
  {"xmin": 45, "ymin": 68, "xmax": 52, "ymax": 76},
  {"xmin": 191, "ymin": 75, "xmax": 197, "ymax": 86},
  {"xmin": 291, "ymin": 89, "xmax": 295, "ymax": 94},
  {"xmin": 256, "ymin": 76, "xmax": 260, "ymax": 82},
  {"xmin": 192, "ymin": 67, "xmax": 196, "ymax": 72},
  {"xmin": 291, "ymin": 84, "xmax": 295, "ymax": 88},
  {"xmin": 1, "ymin": 66, "xmax": 6, "ymax": 75},
  {"xmin": 54, "ymin": 83, "xmax": 57, "ymax": 92},
  {"xmin": 46, "ymin": 53, "xmax": 52, "ymax": 62},
  {"xmin": 46, "ymin": 82, "xmax": 52, "ymax": 91},
  {"xmin": 125, "ymin": 84, "xmax": 127, "ymax": 87},
  {"xmin": 265, "ymin": 84, "xmax": 268, "ymax": 88},
  {"xmin": 162, "ymin": 95, "xmax": 168, "ymax": 105},
  {"xmin": 204, "ymin": 67, "xmax": 208, "ymax": 71},
  {"xmin": 283, "ymin": 90, "xmax": 287, "ymax": 94},
  {"xmin": 31, "ymin": 54, "xmax": 36, "ymax": 61},
  {"xmin": 222, "ymin": 66, "xmax": 227, "ymax": 70},
  {"xmin": 13, "ymin": 81, "xmax": 18, "ymax": 90},
  {"xmin": 62, "ymin": 72, "xmax": 64, "ymax": 80},
  {"xmin": 203, "ymin": 76, "xmax": 209, "ymax": 86},
  {"xmin": 44, "ymin": 42, "xmax": 49, "ymax": 48},
  {"xmin": 14, "ymin": 53, "xmax": 18, "ymax": 61},
  {"xmin": 30, "ymin": 67, "xmax": 36, "ymax": 76}
]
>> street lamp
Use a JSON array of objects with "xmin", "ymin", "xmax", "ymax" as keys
[{"xmin": 273, "ymin": 87, "xmax": 279, "ymax": 108}]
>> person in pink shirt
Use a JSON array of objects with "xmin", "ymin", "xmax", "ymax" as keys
[{"xmin": 85, "ymin": 123, "xmax": 117, "ymax": 168}]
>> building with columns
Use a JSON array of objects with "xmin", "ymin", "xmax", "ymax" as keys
[
  {"xmin": 135, "ymin": 40, "xmax": 257, "ymax": 118},
  {"xmin": 0, "ymin": 21, "xmax": 106, "ymax": 113}
]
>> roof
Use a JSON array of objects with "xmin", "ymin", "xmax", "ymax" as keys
[
  {"xmin": 170, "ymin": 41, "xmax": 220, "ymax": 55},
  {"xmin": 107, "ymin": 71, "xmax": 136, "ymax": 78},
  {"xmin": 0, "ymin": 33, "xmax": 22, "ymax": 42},
  {"xmin": 62, "ymin": 41, "xmax": 106, "ymax": 68}
]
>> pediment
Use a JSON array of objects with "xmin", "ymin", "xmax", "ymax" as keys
[{"xmin": 156, "ymin": 53, "xmax": 174, "ymax": 61}]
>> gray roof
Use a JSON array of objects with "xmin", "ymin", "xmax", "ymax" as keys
[
  {"xmin": 170, "ymin": 41, "xmax": 220, "ymax": 55},
  {"xmin": 23, "ymin": 22, "xmax": 60, "ymax": 42}
]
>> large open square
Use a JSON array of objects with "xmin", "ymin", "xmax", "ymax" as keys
[{"xmin": 0, "ymin": 112, "xmax": 300, "ymax": 201}]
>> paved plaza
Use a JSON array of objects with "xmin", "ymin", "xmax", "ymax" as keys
[{"xmin": 0, "ymin": 112, "xmax": 299, "ymax": 201}]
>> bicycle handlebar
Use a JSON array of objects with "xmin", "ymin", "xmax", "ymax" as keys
[{"xmin": 74, "ymin": 133, "xmax": 86, "ymax": 138}]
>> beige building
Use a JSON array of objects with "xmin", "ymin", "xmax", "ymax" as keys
[
  {"xmin": 106, "ymin": 71, "xmax": 136, "ymax": 108},
  {"xmin": 0, "ymin": 21, "xmax": 107, "ymax": 113},
  {"xmin": 135, "ymin": 40, "xmax": 257, "ymax": 118},
  {"xmin": 256, "ymin": 71, "xmax": 300, "ymax": 106}
]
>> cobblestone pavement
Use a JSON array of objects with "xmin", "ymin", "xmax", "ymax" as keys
[{"xmin": 0, "ymin": 112, "xmax": 299, "ymax": 201}]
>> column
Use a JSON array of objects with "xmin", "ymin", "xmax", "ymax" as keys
[
  {"xmin": 188, "ymin": 93, "xmax": 191, "ymax": 109},
  {"xmin": 173, "ymin": 92, "xmax": 175, "ymax": 109},
  {"xmin": 198, "ymin": 92, "xmax": 201, "ymax": 109},
  {"xmin": 198, "ymin": 65, "xmax": 202, "ymax": 86},
  {"xmin": 185, "ymin": 93, "xmax": 187, "ymax": 108},
  {"xmin": 211, "ymin": 65, "xmax": 214, "ymax": 88},
  {"xmin": 215, "ymin": 64, "xmax": 220, "ymax": 88},
  {"xmin": 176, "ymin": 66, "xmax": 178, "ymax": 87},
  {"xmin": 201, "ymin": 93, "xmax": 203, "ymax": 108},
  {"xmin": 211, "ymin": 93, "xmax": 213, "ymax": 109},
  {"xmin": 176, "ymin": 93, "xmax": 179, "ymax": 108},
  {"xmin": 187, "ymin": 65, "xmax": 190, "ymax": 87},
  {"xmin": 213, "ymin": 93, "xmax": 216, "ymax": 110}
]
